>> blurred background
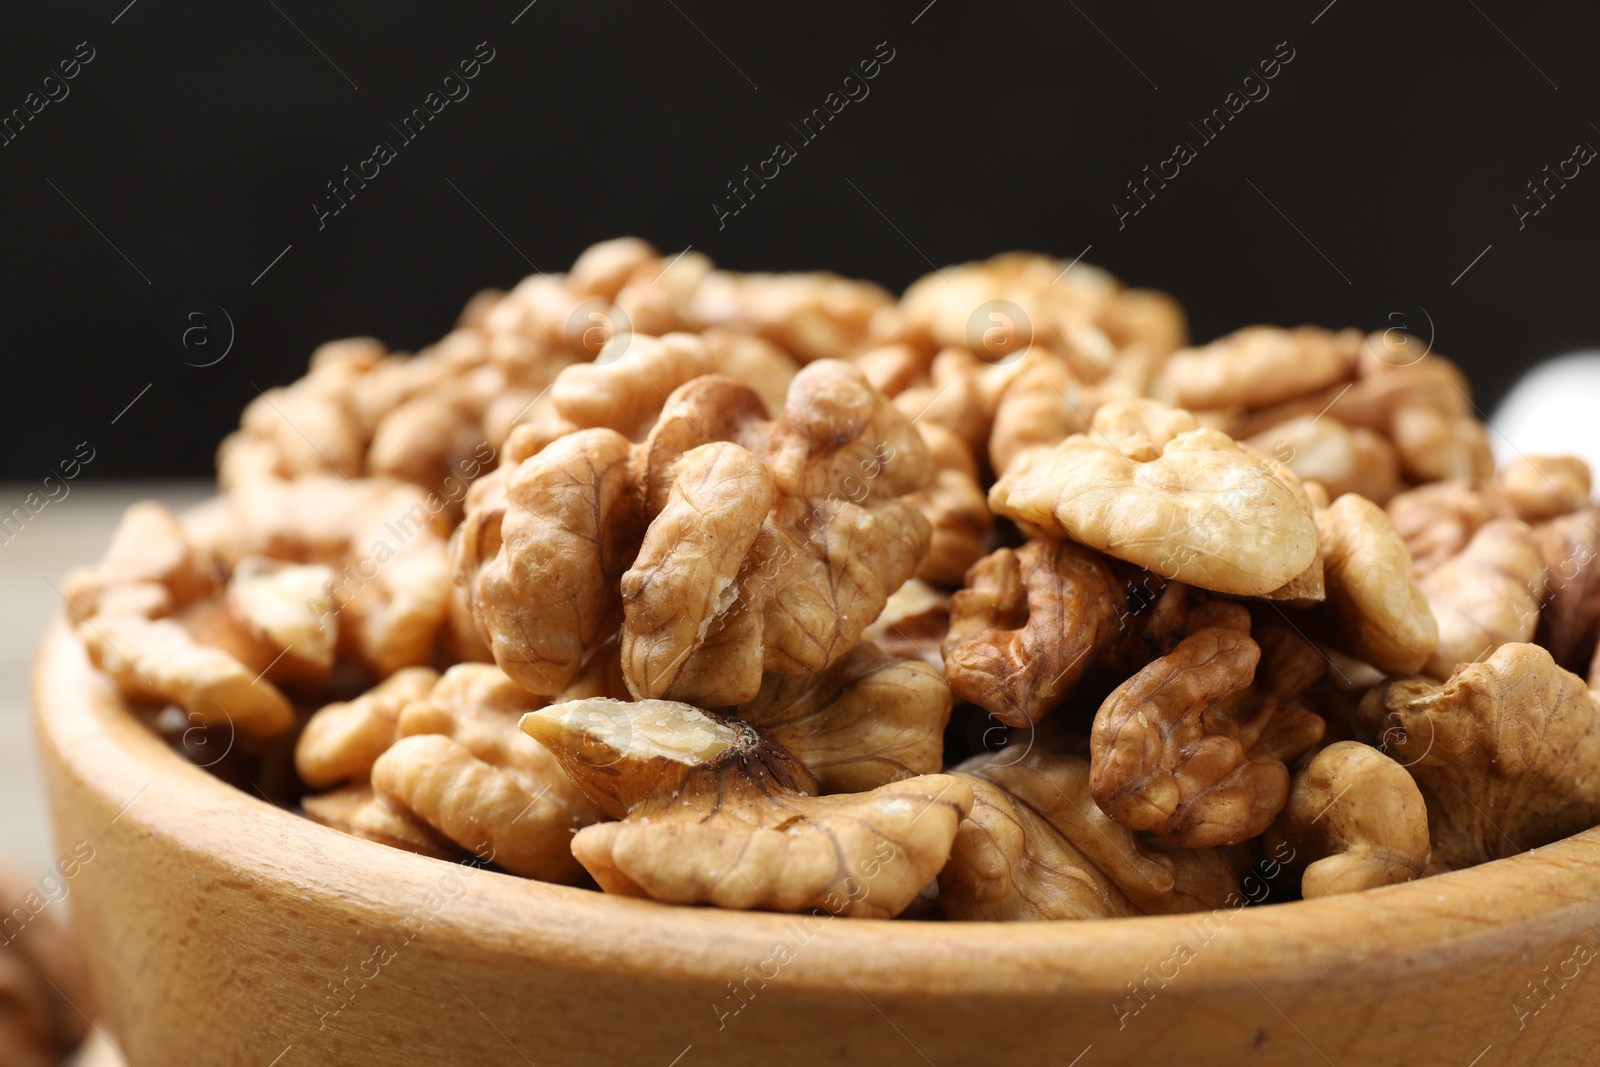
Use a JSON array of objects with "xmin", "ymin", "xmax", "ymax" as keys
[
  {"xmin": 3, "ymin": 0, "xmax": 1598, "ymax": 480},
  {"xmin": 2, "ymin": 2, "xmax": 1597, "ymax": 867}
]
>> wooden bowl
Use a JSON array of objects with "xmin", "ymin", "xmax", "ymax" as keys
[{"xmin": 33, "ymin": 620, "xmax": 1600, "ymax": 1066}]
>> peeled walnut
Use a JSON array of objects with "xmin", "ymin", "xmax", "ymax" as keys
[
  {"xmin": 0, "ymin": 867, "xmax": 96, "ymax": 1067},
  {"xmin": 1243, "ymin": 415, "xmax": 1403, "ymax": 505},
  {"xmin": 1266, "ymin": 742, "xmax": 1429, "ymax": 897},
  {"xmin": 78, "ymin": 614, "xmax": 294, "ymax": 741},
  {"xmin": 1385, "ymin": 481, "xmax": 1503, "ymax": 577},
  {"xmin": 944, "ymin": 541, "xmax": 1122, "ymax": 727},
  {"xmin": 522, "ymin": 698, "xmax": 972, "ymax": 917},
  {"xmin": 892, "ymin": 347, "xmax": 1032, "ymax": 455},
  {"xmin": 861, "ymin": 579, "xmax": 949, "ymax": 669},
  {"xmin": 302, "ymin": 783, "xmax": 461, "ymax": 860},
  {"xmin": 898, "ymin": 252, "xmax": 1124, "ymax": 382},
  {"xmin": 1156, "ymin": 326, "xmax": 1360, "ymax": 412},
  {"xmin": 1418, "ymin": 518, "xmax": 1545, "ymax": 678},
  {"xmin": 541, "ymin": 332, "xmax": 719, "ymax": 442},
  {"xmin": 908, "ymin": 423, "xmax": 991, "ymax": 586},
  {"xmin": 735, "ymin": 642, "xmax": 950, "ymax": 793},
  {"xmin": 371, "ymin": 664, "xmax": 602, "ymax": 881},
  {"xmin": 620, "ymin": 361, "xmax": 931, "ymax": 706},
  {"xmin": 62, "ymin": 501, "xmax": 214, "ymax": 620},
  {"xmin": 940, "ymin": 749, "xmax": 1241, "ymax": 921},
  {"xmin": 455, "ymin": 428, "xmax": 644, "ymax": 696},
  {"xmin": 990, "ymin": 400, "xmax": 1318, "ymax": 596},
  {"xmin": 1534, "ymin": 509, "xmax": 1600, "ymax": 672},
  {"xmin": 1495, "ymin": 454, "xmax": 1592, "ymax": 523},
  {"xmin": 690, "ymin": 269, "xmax": 893, "ymax": 364},
  {"xmin": 225, "ymin": 556, "xmax": 338, "ymax": 686},
  {"xmin": 1390, "ymin": 399, "xmax": 1495, "ymax": 485},
  {"xmin": 986, "ymin": 354, "xmax": 1095, "ymax": 476},
  {"xmin": 1090, "ymin": 626, "xmax": 1324, "ymax": 847},
  {"xmin": 185, "ymin": 476, "xmax": 455, "ymax": 677},
  {"xmin": 295, "ymin": 667, "xmax": 440, "ymax": 789},
  {"xmin": 1097, "ymin": 288, "xmax": 1189, "ymax": 364},
  {"xmin": 1315, "ymin": 494, "xmax": 1438, "ymax": 673},
  {"xmin": 1367, "ymin": 643, "xmax": 1600, "ymax": 870}
]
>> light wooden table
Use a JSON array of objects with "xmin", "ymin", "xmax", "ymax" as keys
[{"xmin": 0, "ymin": 481, "xmax": 212, "ymax": 877}]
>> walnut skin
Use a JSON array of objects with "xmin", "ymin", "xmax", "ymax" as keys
[
  {"xmin": 943, "ymin": 541, "xmax": 1122, "ymax": 727},
  {"xmin": 940, "ymin": 749, "xmax": 1241, "ymax": 921},
  {"xmin": 521, "ymin": 698, "xmax": 972, "ymax": 917},
  {"xmin": 1418, "ymin": 518, "xmax": 1545, "ymax": 678},
  {"xmin": 1089, "ymin": 627, "xmax": 1324, "ymax": 847},
  {"xmin": 620, "ymin": 361, "xmax": 932, "ymax": 706},
  {"xmin": 1315, "ymin": 493, "xmax": 1438, "ymax": 673},
  {"xmin": 990, "ymin": 400, "xmax": 1318, "ymax": 596},
  {"xmin": 1266, "ymin": 742, "xmax": 1429, "ymax": 898},
  {"xmin": 457, "ymin": 428, "xmax": 645, "ymax": 696},
  {"xmin": 1367, "ymin": 643, "xmax": 1600, "ymax": 870}
]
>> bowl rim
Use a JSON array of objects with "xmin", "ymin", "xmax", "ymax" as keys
[{"xmin": 35, "ymin": 617, "xmax": 1600, "ymax": 997}]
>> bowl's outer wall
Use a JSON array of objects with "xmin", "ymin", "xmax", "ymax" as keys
[{"xmin": 32, "ymin": 621, "xmax": 1600, "ymax": 1066}]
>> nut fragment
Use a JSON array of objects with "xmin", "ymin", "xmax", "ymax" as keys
[
  {"xmin": 1315, "ymin": 494, "xmax": 1438, "ymax": 673},
  {"xmin": 861, "ymin": 578, "xmax": 949, "ymax": 669},
  {"xmin": 943, "ymin": 541, "xmax": 1122, "ymax": 727},
  {"xmin": 986, "ymin": 355, "xmax": 1095, "ymax": 477},
  {"xmin": 1495, "ymin": 454, "xmax": 1592, "ymax": 523},
  {"xmin": 691, "ymin": 270, "xmax": 893, "ymax": 363},
  {"xmin": 1533, "ymin": 509, "xmax": 1600, "ymax": 672},
  {"xmin": 1417, "ymin": 518, "xmax": 1545, "ymax": 678},
  {"xmin": 522, "ymin": 698, "xmax": 972, "ymax": 917},
  {"xmin": 373, "ymin": 734, "xmax": 592, "ymax": 883},
  {"xmin": 908, "ymin": 422, "xmax": 991, "ymax": 586},
  {"xmin": 295, "ymin": 667, "xmax": 440, "ymax": 789},
  {"xmin": 302, "ymin": 783, "xmax": 461, "ymax": 860},
  {"xmin": 1366, "ymin": 643, "xmax": 1600, "ymax": 870},
  {"xmin": 1156, "ymin": 326, "xmax": 1360, "ymax": 412},
  {"xmin": 62, "ymin": 501, "xmax": 213, "ymax": 620},
  {"xmin": 734, "ymin": 642, "xmax": 951, "ymax": 793},
  {"xmin": 1090, "ymin": 626, "xmax": 1324, "ymax": 847},
  {"xmin": 1244, "ymin": 415, "xmax": 1403, "ymax": 506},
  {"xmin": 940, "ymin": 749, "xmax": 1240, "ymax": 921},
  {"xmin": 1385, "ymin": 481, "xmax": 1503, "ymax": 578},
  {"xmin": 1265, "ymin": 742, "xmax": 1429, "ymax": 898},
  {"xmin": 78, "ymin": 614, "xmax": 294, "ymax": 741},
  {"xmin": 0, "ymin": 866, "xmax": 97, "ymax": 1067},
  {"xmin": 990, "ymin": 400, "xmax": 1318, "ymax": 596},
  {"xmin": 226, "ymin": 556, "xmax": 339, "ymax": 686}
]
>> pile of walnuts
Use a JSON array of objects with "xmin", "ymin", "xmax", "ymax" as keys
[{"xmin": 68, "ymin": 239, "xmax": 1600, "ymax": 923}]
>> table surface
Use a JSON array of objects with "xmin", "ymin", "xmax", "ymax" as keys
[{"xmin": 0, "ymin": 481, "xmax": 212, "ymax": 878}]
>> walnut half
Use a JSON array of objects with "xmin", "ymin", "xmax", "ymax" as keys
[{"xmin": 521, "ymin": 698, "xmax": 971, "ymax": 917}]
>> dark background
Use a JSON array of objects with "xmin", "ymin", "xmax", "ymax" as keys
[{"xmin": 3, "ymin": 0, "xmax": 1596, "ymax": 479}]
